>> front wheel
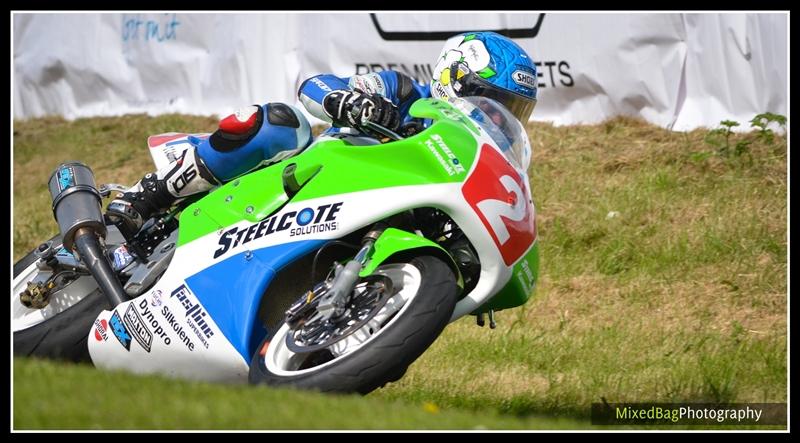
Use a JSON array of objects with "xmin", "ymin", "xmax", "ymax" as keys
[{"xmin": 249, "ymin": 256, "xmax": 458, "ymax": 394}]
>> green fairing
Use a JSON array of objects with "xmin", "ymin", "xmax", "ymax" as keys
[
  {"xmin": 411, "ymin": 99, "xmax": 481, "ymax": 136},
  {"xmin": 174, "ymin": 97, "xmax": 538, "ymax": 315},
  {"xmin": 475, "ymin": 241, "xmax": 540, "ymax": 314},
  {"xmin": 359, "ymin": 228, "xmax": 463, "ymax": 288},
  {"xmin": 178, "ymin": 99, "xmax": 480, "ymax": 246}
]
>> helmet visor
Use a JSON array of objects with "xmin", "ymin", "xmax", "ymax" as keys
[{"xmin": 450, "ymin": 61, "xmax": 537, "ymax": 123}]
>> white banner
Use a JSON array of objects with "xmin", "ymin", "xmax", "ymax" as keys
[{"xmin": 12, "ymin": 12, "xmax": 787, "ymax": 131}]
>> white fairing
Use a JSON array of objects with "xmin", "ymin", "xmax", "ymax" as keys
[{"xmin": 88, "ymin": 278, "xmax": 251, "ymax": 383}]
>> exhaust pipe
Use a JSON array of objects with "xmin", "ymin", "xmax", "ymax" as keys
[{"xmin": 48, "ymin": 162, "xmax": 129, "ymax": 307}]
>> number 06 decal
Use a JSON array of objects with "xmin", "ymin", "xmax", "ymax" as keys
[{"xmin": 463, "ymin": 144, "xmax": 536, "ymax": 266}]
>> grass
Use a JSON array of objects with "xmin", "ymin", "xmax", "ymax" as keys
[
  {"xmin": 12, "ymin": 113, "xmax": 787, "ymax": 430},
  {"xmin": 13, "ymin": 357, "xmax": 588, "ymax": 430}
]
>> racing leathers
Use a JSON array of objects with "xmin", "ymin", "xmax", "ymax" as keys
[
  {"xmin": 107, "ymin": 70, "xmax": 428, "ymax": 236},
  {"xmin": 106, "ymin": 102, "xmax": 312, "ymax": 234}
]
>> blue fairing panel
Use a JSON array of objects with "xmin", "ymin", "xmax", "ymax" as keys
[{"xmin": 185, "ymin": 239, "xmax": 324, "ymax": 360}]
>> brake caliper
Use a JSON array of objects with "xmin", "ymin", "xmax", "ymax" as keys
[{"xmin": 20, "ymin": 280, "xmax": 55, "ymax": 309}]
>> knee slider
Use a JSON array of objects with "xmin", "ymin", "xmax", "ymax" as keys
[
  {"xmin": 209, "ymin": 105, "xmax": 265, "ymax": 153},
  {"xmin": 266, "ymin": 102, "xmax": 301, "ymax": 128}
]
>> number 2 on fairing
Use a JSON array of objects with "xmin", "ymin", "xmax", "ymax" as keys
[
  {"xmin": 476, "ymin": 175, "xmax": 527, "ymax": 245},
  {"xmin": 462, "ymin": 144, "xmax": 536, "ymax": 266}
]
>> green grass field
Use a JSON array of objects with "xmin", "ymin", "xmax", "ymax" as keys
[
  {"xmin": 13, "ymin": 357, "xmax": 587, "ymax": 430},
  {"xmin": 12, "ymin": 114, "xmax": 787, "ymax": 430}
]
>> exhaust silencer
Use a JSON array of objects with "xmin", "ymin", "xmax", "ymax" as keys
[
  {"xmin": 48, "ymin": 162, "xmax": 107, "ymax": 250},
  {"xmin": 48, "ymin": 162, "xmax": 128, "ymax": 307}
]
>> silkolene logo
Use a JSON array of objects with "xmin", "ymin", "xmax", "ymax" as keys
[
  {"xmin": 214, "ymin": 202, "xmax": 343, "ymax": 259},
  {"xmin": 462, "ymin": 144, "xmax": 536, "ymax": 266}
]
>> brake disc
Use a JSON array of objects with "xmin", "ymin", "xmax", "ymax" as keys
[{"xmin": 285, "ymin": 275, "xmax": 394, "ymax": 354}]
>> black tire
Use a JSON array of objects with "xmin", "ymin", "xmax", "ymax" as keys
[
  {"xmin": 249, "ymin": 255, "xmax": 458, "ymax": 395},
  {"xmin": 12, "ymin": 235, "xmax": 109, "ymax": 362}
]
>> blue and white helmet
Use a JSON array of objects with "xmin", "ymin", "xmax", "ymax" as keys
[{"xmin": 431, "ymin": 31, "xmax": 538, "ymax": 123}]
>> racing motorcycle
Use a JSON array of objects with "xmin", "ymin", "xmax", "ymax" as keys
[{"xmin": 12, "ymin": 96, "xmax": 539, "ymax": 394}]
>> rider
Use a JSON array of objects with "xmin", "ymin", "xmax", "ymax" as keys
[
  {"xmin": 297, "ymin": 31, "xmax": 538, "ymax": 139},
  {"xmin": 106, "ymin": 31, "xmax": 538, "ymax": 233}
]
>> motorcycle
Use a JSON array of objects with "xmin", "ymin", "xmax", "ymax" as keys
[{"xmin": 12, "ymin": 96, "xmax": 539, "ymax": 394}]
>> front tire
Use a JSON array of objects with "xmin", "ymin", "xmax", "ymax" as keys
[{"xmin": 249, "ymin": 255, "xmax": 458, "ymax": 394}]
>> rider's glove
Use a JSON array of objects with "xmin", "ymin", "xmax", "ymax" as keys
[{"xmin": 323, "ymin": 89, "xmax": 401, "ymax": 137}]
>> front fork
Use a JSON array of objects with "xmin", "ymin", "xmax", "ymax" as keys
[
  {"xmin": 284, "ymin": 224, "xmax": 463, "ymax": 329},
  {"xmin": 313, "ymin": 224, "xmax": 387, "ymax": 319},
  {"xmin": 284, "ymin": 224, "xmax": 386, "ymax": 326}
]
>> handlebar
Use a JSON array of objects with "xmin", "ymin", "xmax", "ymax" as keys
[{"xmin": 361, "ymin": 120, "xmax": 405, "ymax": 142}]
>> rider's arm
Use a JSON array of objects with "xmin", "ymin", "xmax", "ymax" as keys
[
  {"xmin": 298, "ymin": 71, "xmax": 427, "ymax": 124},
  {"xmin": 297, "ymin": 74, "xmax": 351, "ymax": 123},
  {"xmin": 345, "ymin": 71, "xmax": 426, "ymax": 120}
]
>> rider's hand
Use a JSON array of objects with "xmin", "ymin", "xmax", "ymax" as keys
[{"xmin": 323, "ymin": 89, "xmax": 401, "ymax": 137}]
